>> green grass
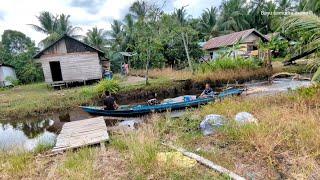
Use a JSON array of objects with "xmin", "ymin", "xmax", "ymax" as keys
[
  {"xmin": 2, "ymin": 86, "xmax": 319, "ymax": 179},
  {"xmin": 33, "ymin": 141, "xmax": 55, "ymax": 154},
  {"xmin": 153, "ymin": 86, "xmax": 320, "ymax": 178},
  {"xmin": 0, "ymin": 152, "xmax": 34, "ymax": 178},
  {"xmin": 0, "ymin": 80, "xmax": 122, "ymax": 119},
  {"xmin": 119, "ymin": 77, "xmax": 174, "ymax": 92},
  {"xmin": 58, "ymin": 148, "xmax": 97, "ymax": 179},
  {"xmin": 0, "ymin": 64, "xmax": 312, "ymax": 120},
  {"xmin": 111, "ymin": 121, "xmax": 221, "ymax": 179}
]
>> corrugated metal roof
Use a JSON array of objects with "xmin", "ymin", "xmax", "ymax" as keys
[{"xmin": 203, "ymin": 28, "xmax": 268, "ymax": 50}]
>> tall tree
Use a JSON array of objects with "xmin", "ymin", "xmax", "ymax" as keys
[
  {"xmin": 173, "ymin": 7, "xmax": 194, "ymax": 72},
  {"xmin": 0, "ymin": 30, "xmax": 43, "ymax": 83},
  {"xmin": 84, "ymin": 27, "xmax": 107, "ymax": 50},
  {"xmin": 276, "ymin": 0, "xmax": 295, "ymax": 12},
  {"xmin": 123, "ymin": 14, "xmax": 135, "ymax": 52},
  {"xmin": 130, "ymin": 0, "xmax": 148, "ymax": 20},
  {"xmin": 107, "ymin": 20, "xmax": 125, "ymax": 51},
  {"xmin": 248, "ymin": 0, "xmax": 276, "ymax": 34},
  {"xmin": 29, "ymin": 11, "xmax": 80, "ymax": 47},
  {"xmin": 1, "ymin": 30, "xmax": 35, "ymax": 55},
  {"xmin": 199, "ymin": 7, "xmax": 220, "ymax": 40},
  {"xmin": 219, "ymin": 0, "xmax": 250, "ymax": 32}
]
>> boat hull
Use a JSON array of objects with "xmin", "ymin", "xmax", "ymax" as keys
[{"xmin": 81, "ymin": 88, "xmax": 243, "ymax": 117}]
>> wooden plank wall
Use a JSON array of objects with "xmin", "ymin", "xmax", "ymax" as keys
[
  {"xmin": 43, "ymin": 39, "xmax": 67, "ymax": 55},
  {"xmin": 40, "ymin": 52, "xmax": 103, "ymax": 83}
]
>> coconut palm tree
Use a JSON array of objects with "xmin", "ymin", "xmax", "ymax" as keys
[
  {"xmin": 107, "ymin": 20, "xmax": 125, "ymax": 51},
  {"xmin": 218, "ymin": 0, "xmax": 250, "ymax": 32},
  {"xmin": 281, "ymin": 13, "xmax": 320, "ymax": 82},
  {"xmin": 173, "ymin": 6, "xmax": 188, "ymax": 26},
  {"xmin": 276, "ymin": 0, "xmax": 294, "ymax": 12},
  {"xmin": 173, "ymin": 7, "xmax": 193, "ymax": 72},
  {"xmin": 301, "ymin": 0, "xmax": 320, "ymax": 15},
  {"xmin": 56, "ymin": 14, "xmax": 81, "ymax": 37},
  {"xmin": 130, "ymin": 0, "xmax": 148, "ymax": 20},
  {"xmin": 123, "ymin": 14, "xmax": 135, "ymax": 51},
  {"xmin": 199, "ymin": 7, "xmax": 220, "ymax": 40},
  {"xmin": 248, "ymin": 0, "xmax": 276, "ymax": 34},
  {"xmin": 29, "ymin": 11, "xmax": 81, "ymax": 47},
  {"xmin": 84, "ymin": 27, "xmax": 107, "ymax": 50}
]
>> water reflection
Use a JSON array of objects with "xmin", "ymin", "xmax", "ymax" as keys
[
  {"xmin": 0, "ymin": 119, "xmax": 56, "ymax": 152},
  {"xmin": 0, "ymin": 108, "xmax": 93, "ymax": 152}
]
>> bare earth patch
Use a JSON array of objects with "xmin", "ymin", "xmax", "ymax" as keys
[{"xmin": 95, "ymin": 147, "xmax": 129, "ymax": 179}]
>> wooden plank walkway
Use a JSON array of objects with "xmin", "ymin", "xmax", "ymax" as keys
[{"xmin": 52, "ymin": 116, "xmax": 109, "ymax": 152}]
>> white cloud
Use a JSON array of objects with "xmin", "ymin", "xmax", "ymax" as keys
[
  {"xmin": 172, "ymin": 0, "xmax": 221, "ymax": 17},
  {"xmin": 0, "ymin": 0, "xmax": 135, "ymax": 44}
]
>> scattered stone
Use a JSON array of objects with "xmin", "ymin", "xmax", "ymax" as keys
[
  {"xmin": 234, "ymin": 112, "xmax": 257, "ymax": 124},
  {"xmin": 117, "ymin": 120, "xmax": 141, "ymax": 130},
  {"xmin": 200, "ymin": 114, "xmax": 227, "ymax": 136}
]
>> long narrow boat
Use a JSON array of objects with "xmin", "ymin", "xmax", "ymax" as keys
[{"xmin": 81, "ymin": 88, "xmax": 243, "ymax": 117}]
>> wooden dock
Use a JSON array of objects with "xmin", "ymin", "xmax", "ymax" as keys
[{"xmin": 52, "ymin": 116, "xmax": 109, "ymax": 152}]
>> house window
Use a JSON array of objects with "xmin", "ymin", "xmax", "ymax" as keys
[{"xmin": 247, "ymin": 45, "xmax": 257, "ymax": 51}]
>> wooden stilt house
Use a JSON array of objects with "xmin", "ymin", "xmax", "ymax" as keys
[{"xmin": 34, "ymin": 34, "xmax": 109, "ymax": 86}]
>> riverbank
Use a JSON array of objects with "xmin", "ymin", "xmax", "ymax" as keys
[
  {"xmin": 1, "ymin": 85, "xmax": 319, "ymax": 179},
  {"xmin": 1, "ymin": 68, "xmax": 275, "ymax": 119}
]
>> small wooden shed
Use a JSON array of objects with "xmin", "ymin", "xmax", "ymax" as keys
[
  {"xmin": 34, "ymin": 34, "xmax": 109, "ymax": 85},
  {"xmin": 0, "ymin": 63, "xmax": 17, "ymax": 87}
]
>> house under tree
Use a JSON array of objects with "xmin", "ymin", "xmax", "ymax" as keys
[
  {"xmin": 203, "ymin": 28, "xmax": 269, "ymax": 60},
  {"xmin": 34, "ymin": 34, "xmax": 109, "ymax": 87}
]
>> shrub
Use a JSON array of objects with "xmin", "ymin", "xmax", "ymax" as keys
[
  {"xmin": 198, "ymin": 57, "xmax": 260, "ymax": 73},
  {"xmin": 80, "ymin": 79, "xmax": 120, "ymax": 98},
  {"xmin": 94, "ymin": 79, "xmax": 120, "ymax": 95},
  {"xmin": 5, "ymin": 76, "xmax": 19, "ymax": 86}
]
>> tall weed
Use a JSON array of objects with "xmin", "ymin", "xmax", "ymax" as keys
[{"xmin": 198, "ymin": 57, "xmax": 260, "ymax": 73}]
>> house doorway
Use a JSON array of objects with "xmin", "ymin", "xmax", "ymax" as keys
[{"xmin": 49, "ymin": 61, "xmax": 63, "ymax": 82}]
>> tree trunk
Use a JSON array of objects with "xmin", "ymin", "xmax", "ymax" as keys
[
  {"xmin": 182, "ymin": 32, "xmax": 193, "ymax": 73},
  {"xmin": 145, "ymin": 48, "xmax": 150, "ymax": 85}
]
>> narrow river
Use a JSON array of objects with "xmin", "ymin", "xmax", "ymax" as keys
[{"xmin": 0, "ymin": 78, "xmax": 312, "ymax": 152}]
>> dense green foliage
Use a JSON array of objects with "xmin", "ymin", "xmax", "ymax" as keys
[
  {"xmin": 1, "ymin": 0, "xmax": 320, "ymax": 85},
  {"xmin": 103, "ymin": 0, "xmax": 320, "ymax": 72},
  {"xmin": 0, "ymin": 30, "xmax": 43, "ymax": 84},
  {"xmin": 281, "ymin": 13, "xmax": 320, "ymax": 82}
]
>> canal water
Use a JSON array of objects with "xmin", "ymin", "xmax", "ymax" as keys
[
  {"xmin": 0, "ymin": 78, "xmax": 312, "ymax": 152},
  {"xmin": 0, "ymin": 108, "xmax": 93, "ymax": 152}
]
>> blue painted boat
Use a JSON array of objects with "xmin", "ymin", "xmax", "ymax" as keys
[{"xmin": 81, "ymin": 88, "xmax": 243, "ymax": 117}]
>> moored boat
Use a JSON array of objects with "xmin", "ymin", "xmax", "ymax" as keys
[{"xmin": 81, "ymin": 87, "xmax": 243, "ymax": 117}]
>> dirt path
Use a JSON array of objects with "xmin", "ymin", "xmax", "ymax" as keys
[{"xmin": 122, "ymin": 76, "xmax": 145, "ymax": 85}]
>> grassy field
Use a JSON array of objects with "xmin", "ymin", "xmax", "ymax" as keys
[
  {"xmin": 1, "ymin": 86, "xmax": 319, "ymax": 179},
  {"xmin": 0, "ymin": 78, "xmax": 174, "ymax": 119}
]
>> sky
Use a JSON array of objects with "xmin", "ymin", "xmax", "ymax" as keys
[{"xmin": 0, "ymin": 0, "xmax": 221, "ymax": 45}]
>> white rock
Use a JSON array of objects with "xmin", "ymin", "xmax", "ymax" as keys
[
  {"xmin": 234, "ymin": 112, "xmax": 257, "ymax": 124},
  {"xmin": 200, "ymin": 114, "xmax": 227, "ymax": 136},
  {"xmin": 117, "ymin": 120, "xmax": 141, "ymax": 130}
]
